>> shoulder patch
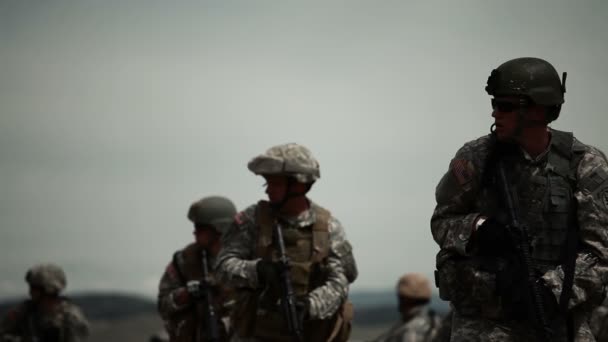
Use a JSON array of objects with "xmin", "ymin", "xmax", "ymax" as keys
[
  {"xmin": 165, "ymin": 263, "xmax": 179, "ymax": 279},
  {"xmin": 450, "ymin": 159, "xmax": 475, "ymax": 186},
  {"xmin": 234, "ymin": 211, "xmax": 247, "ymax": 225},
  {"xmin": 7, "ymin": 308, "xmax": 19, "ymax": 321}
]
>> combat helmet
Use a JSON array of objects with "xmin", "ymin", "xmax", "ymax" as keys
[
  {"xmin": 485, "ymin": 57, "xmax": 567, "ymax": 121},
  {"xmin": 25, "ymin": 263, "xmax": 67, "ymax": 295},
  {"xmin": 187, "ymin": 196, "xmax": 237, "ymax": 234},
  {"xmin": 247, "ymin": 143, "xmax": 320, "ymax": 184},
  {"xmin": 397, "ymin": 273, "xmax": 431, "ymax": 301}
]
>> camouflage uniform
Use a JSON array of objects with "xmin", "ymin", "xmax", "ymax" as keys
[
  {"xmin": 0, "ymin": 264, "xmax": 90, "ymax": 342},
  {"xmin": 158, "ymin": 196, "xmax": 237, "ymax": 342},
  {"xmin": 432, "ymin": 58, "xmax": 608, "ymax": 341},
  {"xmin": 370, "ymin": 307, "xmax": 442, "ymax": 342},
  {"xmin": 590, "ymin": 296, "xmax": 608, "ymax": 341},
  {"xmin": 431, "ymin": 310, "xmax": 452, "ymax": 342},
  {"xmin": 216, "ymin": 143, "xmax": 358, "ymax": 342},
  {"xmin": 370, "ymin": 274, "xmax": 443, "ymax": 342},
  {"xmin": 158, "ymin": 243, "xmax": 235, "ymax": 342}
]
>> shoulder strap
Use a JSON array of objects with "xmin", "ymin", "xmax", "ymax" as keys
[
  {"xmin": 553, "ymin": 130, "xmax": 580, "ymax": 342},
  {"xmin": 171, "ymin": 251, "xmax": 187, "ymax": 284},
  {"xmin": 548, "ymin": 130, "xmax": 574, "ymax": 179},
  {"xmin": 255, "ymin": 201, "xmax": 274, "ymax": 258},
  {"xmin": 311, "ymin": 205, "xmax": 331, "ymax": 263}
]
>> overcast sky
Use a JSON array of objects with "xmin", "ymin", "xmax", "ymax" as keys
[{"xmin": 1, "ymin": 0, "xmax": 607, "ymax": 300}]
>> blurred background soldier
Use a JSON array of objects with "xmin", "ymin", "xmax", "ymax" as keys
[
  {"xmin": 369, "ymin": 273, "xmax": 442, "ymax": 342},
  {"xmin": 216, "ymin": 143, "xmax": 358, "ymax": 342},
  {"xmin": 432, "ymin": 57, "xmax": 608, "ymax": 341},
  {"xmin": 0, "ymin": 263, "xmax": 90, "ymax": 341},
  {"xmin": 157, "ymin": 196, "xmax": 237, "ymax": 342},
  {"xmin": 149, "ymin": 329, "xmax": 170, "ymax": 342}
]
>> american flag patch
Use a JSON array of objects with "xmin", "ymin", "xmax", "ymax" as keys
[
  {"xmin": 234, "ymin": 211, "xmax": 246, "ymax": 225},
  {"xmin": 451, "ymin": 159, "xmax": 474, "ymax": 186},
  {"xmin": 166, "ymin": 264, "xmax": 178, "ymax": 279}
]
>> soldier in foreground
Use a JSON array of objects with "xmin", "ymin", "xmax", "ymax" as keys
[
  {"xmin": 432, "ymin": 57, "xmax": 608, "ymax": 341},
  {"xmin": 0, "ymin": 263, "xmax": 90, "ymax": 342},
  {"xmin": 158, "ymin": 196, "xmax": 237, "ymax": 342},
  {"xmin": 216, "ymin": 143, "xmax": 358, "ymax": 342},
  {"xmin": 369, "ymin": 273, "xmax": 442, "ymax": 342}
]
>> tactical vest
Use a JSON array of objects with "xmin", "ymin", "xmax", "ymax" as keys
[
  {"xmin": 435, "ymin": 130, "xmax": 586, "ymax": 323},
  {"xmin": 13, "ymin": 299, "xmax": 71, "ymax": 342},
  {"xmin": 169, "ymin": 243, "xmax": 227, "ymax": 342},
  {"xmin": 233, "ymin": 201, "xmax": 352, "ymax": 342},
  {"xmin": 478, "ymin": 130, "xmax": 584, "ymax": 270}
]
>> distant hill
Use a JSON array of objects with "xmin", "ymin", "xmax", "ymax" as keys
[
  {"xmin": 0, "ymin": 290, "xmax": 449, "ymax": 326},
  {"xmin": 350, "ymin": 290, "xmax": 450, "ymax": 325},
  {"xmin": 0, "ymin": 292, "xmax": 155, "ymax": 321}
]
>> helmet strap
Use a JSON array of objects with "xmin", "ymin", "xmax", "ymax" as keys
[{"xmin": 269, "ymin": 177, "xmax": 311, "ymax": 211}]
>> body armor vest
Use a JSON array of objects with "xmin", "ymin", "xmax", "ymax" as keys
[
  {"xmin": 477, "ymin": 130, "xmax": 584, "ymax": 270},
  {"xmin": 233, "ymin": 201, "xmax": 351, "ymax": 342},
  {"xmin": 169, "ymin": 243, "xmax": 227, "ymax": 342},
  {"xmin": 13, "ymin": 299, "xmax": 72, "ymax": 342}
]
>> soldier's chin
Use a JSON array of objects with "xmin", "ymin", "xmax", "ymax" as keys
[
  {"xmin": 495, "ymin": 130, "xmax": 513, "ymax": 142},
  {"xmin": 267, "ymin": 197, "xmax": 282, "ymax": 205}
]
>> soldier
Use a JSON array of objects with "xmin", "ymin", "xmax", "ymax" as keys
[
  {"xmin": 158, "ymin": 196, "xmax": 237, "ymax": 342},
  {"xmin": 216, "ymin": 143, "xmax": 358, "ymax": 342},
  {"xmin": 0, "ymin": 263, "xmax": 90, "ymax": 342},
  {"xmin": 369, "ymin": 273, "xmax": 442, "ymax": 342},
  {"xmin": 432, "ymin": 57, "xmax": 608, "ymax": 341}
]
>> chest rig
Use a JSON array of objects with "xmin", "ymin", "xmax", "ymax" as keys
[
  {"xmin": 479, "ymin": 130, "xmax": 585, "ymax": 269},
  {"xmin": 18, "ymin": 300, "xmax": 70, "ymax": 342},
  {"xmin": 255, "ymin": 200, "xmax": 331, "ymax": 298},
  {"xmin": 232, "ymin": 201, "xmax": 333, "ymax": 341},
  {"xmin": 169, "ymin": 244, "xmax": 224, "ymax": 342}
]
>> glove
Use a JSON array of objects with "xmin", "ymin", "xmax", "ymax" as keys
[
  {"xmin": 256, "ymin": 260, "xmax": 282, "ymax": 288},
  {"xmin": 186, "ymin": 280, "xmax": 203, "ymax": 299},
  {"xmin": 296, "ymin": 298, "xmax": 310, "ymax": 324},
  {"xmin": 475, "ymin": 218, "xmax": 515, "ymax": 256}
]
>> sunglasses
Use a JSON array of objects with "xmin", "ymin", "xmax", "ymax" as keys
[
  {"xmin": 491, "ymin": 99, "xmax": 529, "ymax": 112},
  {"xmin": 194, "ymin": 225, "xmax": 217, "ymax": 232}
]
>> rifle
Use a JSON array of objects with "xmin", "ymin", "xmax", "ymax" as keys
[
  {"xmin": 496, "ymin": 160, "xmax": 553, "ymax": 341},
  {"xmin": 273, "ymin": 222, "xmax": 305, "ymax": 342},
  {"xmin": 200, "ymin": 249, "xmax": 220, "ymax": 342}
]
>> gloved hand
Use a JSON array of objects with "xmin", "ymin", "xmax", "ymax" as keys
[
  {"xmin": 256, "ymin": 260, "xmax": 282, "ymax": 288},
  {"xmin": 475, "ymin": 218, "xmax": 515, "ymax": 256},
  {"xmin": 296, "ymin": 298, "xmax": 310, "ymax": 326},
  {"xmin": 186, "ymin": 280, "xmax": 203, "ymax": 299}
]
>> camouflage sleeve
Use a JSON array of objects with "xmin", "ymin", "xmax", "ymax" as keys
[
  {"xmin": 542, "ymin": 147, "xmax": 608, "ymax": 310},
  {"xmin": 431, "ymin": 139, "xmax": 487, "ymax": 256},
  {"xmin": 0, "ymin": 303, "xmax": 26, "ymax": 337},
  {"xmin": 215, "ymin": 206, "xmax": 261, "ymax": 289},
  {"xmin": 157, "ymin": 254, "xmax": 191, "ymax": 319},
  {"xmin": 431, "ymin": 310, "xmax": 453, "ymax": 342},
  {"xmin": 62, "ymin": 303, "xmax": 90, "ymax": 342},
  {"xmin": 307, "ymin": 217, "xmax": 352, "ymax": 320}
]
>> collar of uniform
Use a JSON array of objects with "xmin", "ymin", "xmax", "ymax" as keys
[
  {"xmin": 277, "ymin": 201, "xmax": 317, "ymax": 228},
  {"xmin": 401, "ymin": 305, "xmax": 428, "ymax": 324},
  {"xmin": 520, "ymin": 129, "xmax": 552, "ymax": 164}
]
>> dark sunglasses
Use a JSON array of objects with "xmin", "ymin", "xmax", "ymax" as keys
[
  {"xmin": 491, "ymin": 99, "xmax": 528, "ymax": 112},
  {"xmin": 194, "ymin": 225, "xmax": 217, "ymax": 232}
]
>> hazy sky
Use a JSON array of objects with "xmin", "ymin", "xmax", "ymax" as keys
[{"xmin": 1, "ymin": 1, "xmax": 607, "ymax": 300}]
